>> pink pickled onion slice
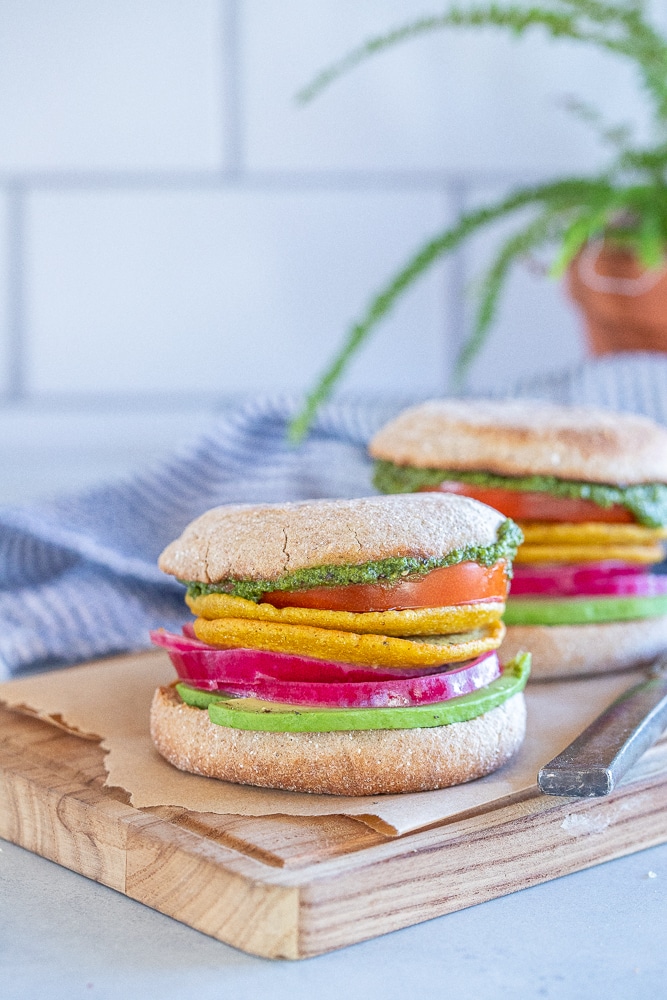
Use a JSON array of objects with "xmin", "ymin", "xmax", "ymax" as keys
[
  {"xmin": 510, "ymin": 562, "xmax": 667, "ymax": 598},
  {"xmin": 200, "ymin": 652, "xmax": 500, "ymax": 707},
  {"xmin": 150, "ymin": 627, "xmax": 502, "ymax": 708},
  {"xmin": 149, "ymin": 628, "xmax": 476, "ymax": 684}
]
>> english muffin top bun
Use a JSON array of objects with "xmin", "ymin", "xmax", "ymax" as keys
[
  {"xmin": 158, "ymin": 493, "xmax": 507, "ymax": 584},
  {"xmin": 369, "ymin": 399, "xmax": 667, "ymax": 484},
  {"xmin": 151, "ymin": 493, "xmax": 529, "ymax": 796}
]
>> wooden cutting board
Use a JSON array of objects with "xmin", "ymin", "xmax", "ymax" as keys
[{"xmin": 2, "ymin": 688, "xmax": 667, "ymax": 959}]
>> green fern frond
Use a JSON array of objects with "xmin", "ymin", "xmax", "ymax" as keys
[
  {"xmin": 296, "ymin": 14, "xmax": 454, "ymax": 103},
  {"xmin": 560, "ymin": 95, "xmax": 633, "ymax": 151},
  {"xmin": 291, "ymin": 1, "xmax": 667, "ymax": 440},
  {"xmin": 635, "ymin": 208, "xmax": 665, "ymax": 267},
  {"xmin": 547, "ymin": 181, "xmax": 632, "ymax": 273},
  {"xmin": 297, "ymin": 6, "xmax": 617, "ymax": 104},
  {"xmin": 297, "ymin": 0, "xmax": 667, "ymax": 139},
  {"xmin": 615, "ymin": 141, "xmax": 667, "ymax": 179},
  {"xmin": 288, "ymin": 176, "xmax": 610, "ymax": 441},
  {"xmin": 550, "ymin": 210, "xmax": 605, "ymax": 275},
  {"xmin": 297, "ymin": 2, "xmax": 667, "ymax": 125},
  {"xmin": 454, "ymin": 210, "xmax": 560, "ymax": 384}
]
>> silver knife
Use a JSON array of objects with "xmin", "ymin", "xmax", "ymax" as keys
[{"xmin": 538, "ymin": 658, "xmax": 667, "ymax": 797}]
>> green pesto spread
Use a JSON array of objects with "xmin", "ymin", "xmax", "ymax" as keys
[
  {"xmin": 373, "ymin": 460, "xmax": 667, "ymax": 528},
  {"xmin": 183, "ymin": 517, "xmax": 523, "ymax": 603}
]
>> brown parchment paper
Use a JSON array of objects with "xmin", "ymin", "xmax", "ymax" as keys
[{"xmin": 0, "ymin": 649, "xmax": 645, "ymax": 836}]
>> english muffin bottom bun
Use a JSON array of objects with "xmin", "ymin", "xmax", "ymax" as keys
[
  {"xmin": 150, "ymin": 684, "xmax": 527, "ymax": 796},
  {"xmin": 499, "ymin": 615, "xmax": 667, "ymax": 680},
  {"xmin": 369, "ymin": 399, "xmax": 667, "ymax": 680},
  {"xmin": 151, "ymin": 494, "xmax": 530, "ymax": 795}
]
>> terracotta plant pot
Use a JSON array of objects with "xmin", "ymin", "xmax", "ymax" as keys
[{"xmin": 567, "ymin": 242, "xmax": 667, "ymax": 354}]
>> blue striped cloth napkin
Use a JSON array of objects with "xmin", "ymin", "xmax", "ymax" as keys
[
  {"xmin": 1, "ymin": 354, "xmax": 666, "ymax": 678},
  {"xmin": 0, "ymin": 396, "xmax": 398, "ymax": 678}
]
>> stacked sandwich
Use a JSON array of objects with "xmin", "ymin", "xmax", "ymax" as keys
[
  {"xmin": 370, "ymin": 399, "xmax": 667, "ymax": 678},
  {"xmin": 151, "ymin": 493, "xmax": 529, "ymax": 795}
]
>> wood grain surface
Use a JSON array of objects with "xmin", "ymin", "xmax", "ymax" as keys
[{"xmin": 1, "ymin": 694, "xmax": 667, "ymax": 959}]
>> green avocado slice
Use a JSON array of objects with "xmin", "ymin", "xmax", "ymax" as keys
[
  {"xmin": 174, "ymin": 685, "xmax": 225, "ymax": 709},
  {"xmin": 504, "ymin": 594, "xmax": 667, "ymax": 626},
  {"xmin": 174, "ymin": 653, "xmax": 530, "ymax": 733}
]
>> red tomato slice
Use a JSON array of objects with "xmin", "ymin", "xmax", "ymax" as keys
[
  {"xmin": 261, "ymin": 560, "xmax": 509, "ymax": 612},
  {"xmin": 421, "ymin": 482, "xmax": 634, "ymax": 524}
]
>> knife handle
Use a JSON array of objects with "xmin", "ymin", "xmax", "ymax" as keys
[{"xmin": 537, "ymin": 667, "xmax": 667, "ymax": 797}]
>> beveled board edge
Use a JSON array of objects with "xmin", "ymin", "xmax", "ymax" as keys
[{"xmin": 1, "ymin": 711, "xmax": 667, "ymax": 958}]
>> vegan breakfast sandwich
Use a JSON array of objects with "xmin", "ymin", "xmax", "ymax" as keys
[
  {"xmin": 369, "ymin": 399, "xmax": 667, "ymax": 678},
  {"xmin": 150, "ymin": 493, "xmax": 529, "ymax": 795}
]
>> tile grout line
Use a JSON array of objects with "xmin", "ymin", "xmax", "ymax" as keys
[
  {"xmin": 4, "ymin": 184, "xmax": 26, "ymax": 403},
  {"xmin": 221, "ymin": 0, "xmax": 244, "ymax": 177},
  {"xmin": 0, "ymin": 168, "xmax": 548, "ymax": 193},
  {"xmin": 445, "ymin": 177, "xmax": 469, "ymax": 392}
]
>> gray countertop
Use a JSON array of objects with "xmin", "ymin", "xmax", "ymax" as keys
[{"xmin": 2, "ymin": 838, "xmax": 666, "ymax": 999}]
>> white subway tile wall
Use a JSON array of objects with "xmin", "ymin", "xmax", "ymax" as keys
[
  {"xmin": 0, "ymin": 0, "xmax": 652, "ymax": 410},
  {"xmin": 26, "ymin": 187, "xmax": 449, "ymax": 395},
  {"xmin": 461, "ymin": 184, "xmax": 586, "ymax": 393},
  {"xmin": 0, "ymin": 0, "xmax": 225, "ymax": 172},
  {"xmin": 0, "ymin": 192, "xmax": 9, "ymax": 394},
  {"xmin": 244, "ymin": 0, "xmax": 651, "ymax": 174}
]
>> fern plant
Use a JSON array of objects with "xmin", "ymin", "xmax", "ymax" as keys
[{"xmin": 289, "ymin": 0, "xmax": 667, "ymax": 441}]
